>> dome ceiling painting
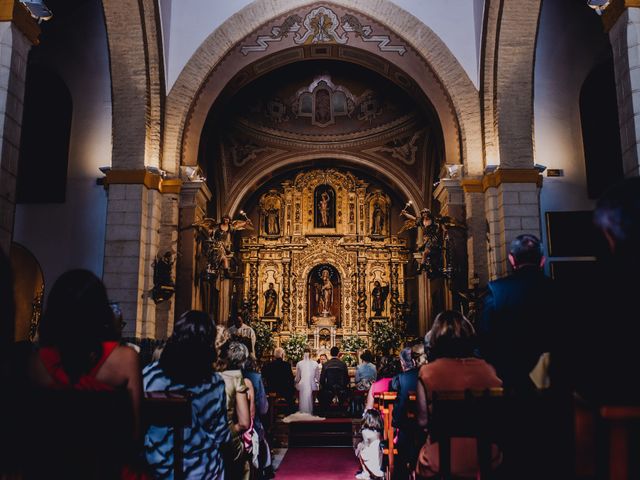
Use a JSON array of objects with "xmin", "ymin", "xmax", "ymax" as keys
[{"xmin": 201, "ymin": 60, "xmax": 444, "ymax": 208}]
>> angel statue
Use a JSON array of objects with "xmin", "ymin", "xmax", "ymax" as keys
[
  {"xmin": 192, "ymin": 213, "xmax": 254, "ymax": 280},
  {"xmin": 398, "ymin": 204, "xmax": 460, "ymax": 278}
]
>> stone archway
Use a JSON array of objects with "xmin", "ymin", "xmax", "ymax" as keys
[{"xmin": 163, "ymin": 0, "xmax": 483, "ymax": 177}]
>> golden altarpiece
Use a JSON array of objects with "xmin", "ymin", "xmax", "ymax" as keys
[{"xmin": 240, "ymin": 168, "xmax": 409, "ymax": 349}]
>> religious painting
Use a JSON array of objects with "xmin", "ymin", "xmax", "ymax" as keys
[
  {"xmin": 314, "ymin": 185, "xmax": 336, "ymax": 228},
  {"xmin": 307, "ymin": 263, "xmax": 341, "ymax": 327}
]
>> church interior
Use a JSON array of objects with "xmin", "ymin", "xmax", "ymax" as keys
[{"xmin": 1, "ymin": 0, "xmax": 640, "ymax": 479}]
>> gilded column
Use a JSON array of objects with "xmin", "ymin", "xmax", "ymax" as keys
[
  {"xmin": 390, "ymin": 262, "xmax": 400, "ymax": 323},
  {"xmin": 357, "ymin": 257, "xmax": 367, "ymax": 332},
  {"xmin": 281, "ymin": 259, "xmax": 291, "ymax": 331},
  {"xmin": 249, "ymin": 260, "xmax": 259, "ymax": 316}
]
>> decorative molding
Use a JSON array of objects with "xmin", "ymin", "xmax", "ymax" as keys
[
  {"xmin": 240, "ymin": 5, "xmax": 406, "ymax": 56},
  {"xmin": 0, "ymin": 0, "xmax": 40, "ymax": 45},
  {"xmin": 482, "ymin": 168, "xmax": 543, "ymax": 191},
  {"xmin": 460, "ymin": 178, "xmax": 483, "ymax": 193},
  {"xmin": 603, "ymin": 0, "xmax": 640, "ymax": 32},
  {"xmin": 104, "ymin": 169, "xmax": 183, "ymax": 194}
]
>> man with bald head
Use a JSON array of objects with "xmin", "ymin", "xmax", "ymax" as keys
[{"xmin": 262, "ymin": 347, "xmax": 296, "ymax": 413}]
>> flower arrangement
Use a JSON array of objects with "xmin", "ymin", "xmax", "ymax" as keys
[
  {"xmin": 341, "ymin": 352, "xmax": 357, "ymax": 367},
  {"xmin": 370, "ymin": 320, "xmax": 402, "ymax": 355},
  {"xmin": 252, "ymin": 319, "xmax": 274, "ymax": 360},
  {"xmin": 341, "ymin": 335, "xmax": 367, "ymax": 354},
  {"xmin": 282, "ymin": 332, "xmax": 309, "ymax": 364}
]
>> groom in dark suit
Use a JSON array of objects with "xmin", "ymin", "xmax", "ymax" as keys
[{"xmin": 319, "ymin": 346, "xmax": 350, "ymax": 410}]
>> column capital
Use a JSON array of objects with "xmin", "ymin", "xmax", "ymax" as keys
[
  {"xmin": 603, "ymin": 0, "xmax": 640, "ymax": 32},
  {"xmin": 104, "ymin": 169, "xmax": 184, "ymax": 194},
  {"xmin": 0, "ymin": 0, "xmax": 40, "ymax": 45},
  {"xmin": 461, "ymin": 168, "xmax": 542, "ymax": 193}
]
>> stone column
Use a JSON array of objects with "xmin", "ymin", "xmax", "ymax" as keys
[
  {"xmin": 154, "ymin": 180, "xmax": 181, "ymax": 338},
  {"xmin": 176, "ymin": 180, "xmax": 211, "ymax": 317},
  {"xmin": 604, "ymin": 2, "xmax": 640, "ymax": 176},
  {"xmin": 433, "ymin": 179, "xmax": 467, "ymax": 302},
  {"xmin": 481, "ymin": 169, "xmax": 542, "ymax": 279},
  {"xmin": 103, "ymin": 170, "xmax": 164, "ymax": 338},
  {"xmin": 0, "ymin": 1, "xmax": 38, "ymax": 252}
]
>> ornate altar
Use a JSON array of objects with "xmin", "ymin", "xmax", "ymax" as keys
[{"xmin": 240, "ymin": 168, "xmax": 410, "ymax": 347}]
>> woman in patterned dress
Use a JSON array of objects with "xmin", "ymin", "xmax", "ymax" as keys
[{"xmin": 143, "ymin": 311, "xmax": 230, "ymax": 479}]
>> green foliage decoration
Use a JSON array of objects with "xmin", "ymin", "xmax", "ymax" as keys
[
  {"xmin": 252, "ymin": 319, "xmax": 274, "ymax": 360},
  {"xmin": 282, "ymin": 332, "xmax": 309, "ymax": 364},
  {"xmin": 370, "ymin": 320, "xmax": 402, "ymax": 355},
  {"xmin": 341, "ymin": 335, "xmax": 367, "ymax": 354}
]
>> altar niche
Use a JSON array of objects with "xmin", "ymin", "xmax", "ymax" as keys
[
  {"xmin": 308, "ymin": 264, "xmax": 341, "ymax": 327},
  {"xmin": 314, "ymin": 185, "xmax": 336, "ymax": 229}
]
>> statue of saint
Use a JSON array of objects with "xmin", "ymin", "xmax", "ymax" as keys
[
  {"xmin": 261, "ymin": 195, "xmax": 281, "ymax": 236},
  {"xmin": 372, "ymin": 202, "xmax": 384, "ymax": 235},
  {"xmin": 265, "ymin": 207, "xmax": 280, "ymax": 235},
  {"xmin": 319, "ymin": 191, "xmax": 330, "ymax": 227},
  {"xmin": 263, "ymin": 283, "xmax": 278, "ymax": 317},
  {"xmin": 315, "ymin": 268, "xmax": 333, "ymax": 316},
  {"xmin": 371, "ymin": 281, "xmax": 389, "ymax": 316}
]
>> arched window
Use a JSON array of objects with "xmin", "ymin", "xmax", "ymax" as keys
[
  {"xmin": 579, "ymin": 58, "xmax": 623, "ymax": 199},
  {"xmin": 16, "ymin": 64, "xmax": 72, "ymax": 203}
]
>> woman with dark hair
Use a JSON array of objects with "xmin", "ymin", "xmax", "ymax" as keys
[
  {"xmin": 356, "ymin": 350, "xmax": 377, "ymax": 391},
  {"xmin": 219, "ymin": 340, "xmax": 252, "ymax": 480},
  {"xmin": 364, "ymin": 355, "xmax": 401, "ymax": 411},
  {"xmin": 415, "ymin": 310, "xmax": 502, "ymax": 478},
  {"xmin": 30, "ymin": 269, "xmax": 141, "ymax": 423},
  {"xmin": 143, "ymin": 310, "xmax": 229, "ymax": 479}
]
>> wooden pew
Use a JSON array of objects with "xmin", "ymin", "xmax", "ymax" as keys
[
  {"xmin": 373, "ymin": 391, "xmax": 417, "ymax": 479},
  {"xmin": 429, "ymin": 388, "xmax": 504, "ymax": 480},
  {"xmin": 143, "ymin": 391, "xmax": 192, "ymax": 480},
  {"xmin": 598, "ymin": 405, "xmax": 640, "ymax": 480}
]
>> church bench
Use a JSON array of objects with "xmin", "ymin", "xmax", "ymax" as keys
[
  {"xmin": 373, "ymin": 391, "xmax": 417, "ymax": 479},
  {"xmin": 428, "ymin": 388, "xmax": 505, "ymax": 480},
  {"xmin": 597, "ymin": 405, "xmax": 640, "ymax": 480},
  {"xmin": 143, "ymin": 391, "xmax": 193, "ymax": 480}
]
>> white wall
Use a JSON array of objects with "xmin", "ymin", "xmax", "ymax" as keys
[
  {"xmin": 163, "ymin": 0, "xmax": 482, "ymax": 91},
  {"xmin": 534, "ymin": 1, "xmax": 611, "ymax": 266},
  {"xmin": 13, "ymin": 1, "xmax": 111, "ymax": 292}
]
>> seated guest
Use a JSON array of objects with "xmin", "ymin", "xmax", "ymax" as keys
[
  {"xmin": 27, "ymin": 270, "xmax": 143, "ymax": 476},
  {"xmin": 143, "ymin": 310, "xmax": 229, "ymax": 479},
  {"xmin": 262, "ymin": 347, "xmax": 296, "ymax": 413},
  {"xmin": 391, "ymin": 348, "xmax": 420, "ymax": 478},
  {"xmin": 355, "ymin": 350, "xmax": 377, "ymax": 391},
  {"xmin": 317, "ymin": 353, "xmax": 328, "ymax": 365},
  {"xmin": 319, "ymin": 346, "xmax": 350, "ymax": 410},
  {"xmin": 416, "ymin": 310, "xmax": 502, "ymax": 479},
  {"xmin": 365, "ymin": 356, "xmax": 401, "ymax": 411},
  {"xmin": 243, "ymin": 356, "xmax": 274, "ymax": 479},
  {"xmin": 355, "ymin": 409, "xmax": 384, "ymax": 480},
  {"xmin": 219, "ymin": 341, "xmax": 252, "ymax": 480}
]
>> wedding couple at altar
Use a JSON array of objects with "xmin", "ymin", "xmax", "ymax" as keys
[{"xmin": 286, "ymin": 346, "xmax": 350, "ymax": 422}]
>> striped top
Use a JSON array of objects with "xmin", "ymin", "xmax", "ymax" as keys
[{"xmin": 143, "ymin": 362, "xmax": 230, "ymax": 480}]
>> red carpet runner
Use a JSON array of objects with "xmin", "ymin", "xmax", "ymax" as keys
[{"xmin": 275, "ymin": 447, "xmax": 359, "ymax": 479}]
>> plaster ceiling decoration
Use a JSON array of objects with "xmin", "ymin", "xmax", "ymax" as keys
[{"xmin": 240, "ymin": 5, "xmax": 406, "ymax": 56}]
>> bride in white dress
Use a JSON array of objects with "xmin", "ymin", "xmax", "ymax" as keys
[{"xmin": 294, "ymin": 348, "xmax": 321, "ymax": 414}]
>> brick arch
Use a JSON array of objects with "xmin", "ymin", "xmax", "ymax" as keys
[
  {"xmin": 102, "ymin": 0, "xmax": 163, "ymax": 169},
  {"xmin": 224, "ymin": 153, "xmax": 426, "ymax": 217},
  {"xmin": 163, "ymin": 0, "xmax": 483, "ymax": 176},
  {"xmin": 484, "ymin": 0, "xmax": 543, "ymax": 168}
]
